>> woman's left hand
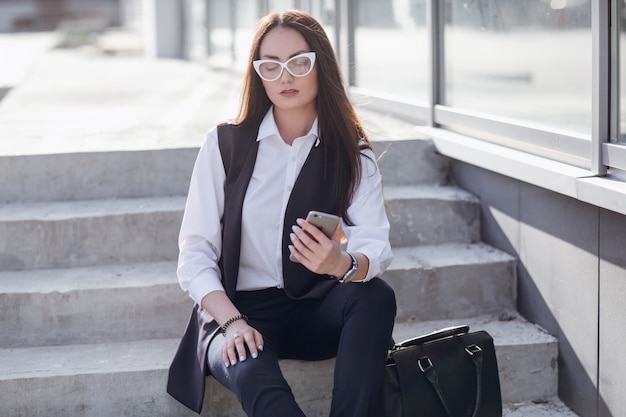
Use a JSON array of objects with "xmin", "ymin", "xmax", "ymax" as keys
[{"xmin": 289, "ymin": 218, "xmax": 350, "ymax": 277}]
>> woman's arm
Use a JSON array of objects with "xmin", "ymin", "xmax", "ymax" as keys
[
  {"xmin": 288, "ymin": 148, "xmax": 392, "ymax": 281},
  {"xmin": 201, "ymin": 290, "xmax": 264, "ymax": 367},
  {"xmin": 178, "ymin": 127, "xmax": 264, "ymax": 366}
]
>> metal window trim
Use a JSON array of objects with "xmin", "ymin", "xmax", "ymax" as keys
[
  {"xmin": 592, "ymin": 0, "xmax": 610, "ymax": 175},
  {"xmin": 603, "ymin": 143, "xmax": 626, "ymax": 170},
  {"xmin": 335, "ymin": 0, "xmax": 356, "ymax": 86},
  {"xmin": 427, "ymin": 0, "xmax": 442, "ymax": 127},
  {"xmin": 610, "ymin": 0, "xmax": 621, "ymax": 142}
]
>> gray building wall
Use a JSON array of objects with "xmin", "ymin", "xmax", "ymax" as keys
[{"xmin": 450, "ymin": 161, "xmax": 626, "ymax": 417}]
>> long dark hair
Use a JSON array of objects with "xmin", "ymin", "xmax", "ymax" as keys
[{"xmin": 235, "ymin": 9, "xmax": 371, "ymax": 223}]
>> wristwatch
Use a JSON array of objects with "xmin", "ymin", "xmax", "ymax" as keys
[{"xmin": 339, "ymin": 253, "xmax": 358, "ymax": 283}]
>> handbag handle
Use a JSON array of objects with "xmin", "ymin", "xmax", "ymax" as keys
[{"xmin": 418, "ymin": 343, "xmax": 484, "ymax": 417}]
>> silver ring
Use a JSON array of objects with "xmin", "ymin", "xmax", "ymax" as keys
[{"xmin": 233, "ymin": 333, "xmax": 241, "ymax": 340}]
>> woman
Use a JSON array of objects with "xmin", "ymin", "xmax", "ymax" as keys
[{"xmin": 167, "ymin": 9, "xmax": 396, "ymax": 417}]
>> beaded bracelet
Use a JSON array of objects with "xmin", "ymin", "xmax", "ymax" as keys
[{"xmin": 220, "ymin": 314, "xmax": 248, "ymax": 335}]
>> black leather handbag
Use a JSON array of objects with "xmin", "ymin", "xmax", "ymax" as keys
[{"xmin": 383, "ymin": 325, "xmax": 502, "ymax": 417}]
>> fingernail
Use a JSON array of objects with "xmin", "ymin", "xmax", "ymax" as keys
[
  {"xmin": 296, "ymin": 218, "xmax": 304, "ymax": 224},
  {"xmin": 258, "ymin": 344, "xmax": 264, "ymax": 351},
  {"xmin": 252, "ymin": 352, "xmax": 258, "ymax": 359},
  {"xmin": 239, "ymin": 355, "xmax": 246, "ymax": 362},
  {"xmin": 230, "ymin": 359, "xmax": 237, "ymax": 366},
  {"xmin": 291, "ymin": 225, "xmax": 298, "ymax": 232},
  {"xmin": 288, "ymin": 244, "xmax": 294, "ymax": 251},
  {"xmin": 289, "ymin": 233, "xmax": 296, "ymax": 240},
  {"xmin": 225, "ymin": 362, "xmax": 230, "ymax": 368}
]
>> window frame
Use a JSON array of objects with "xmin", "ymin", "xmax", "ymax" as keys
[
  {"xmin": 339, "ymin": 0, "xmax": 626, "ymax": 215},
  {"xmin": 343, "ymin": 1, "xmax": 626, "ymax": 176},
  {"xmin": 209, "ymin": 0, "xmax": 626, "ymax": 214}
]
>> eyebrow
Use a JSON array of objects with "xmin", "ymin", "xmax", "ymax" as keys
[{"xmin": 260, "ymin": 50, "xmax": 308, "ymax": 60}]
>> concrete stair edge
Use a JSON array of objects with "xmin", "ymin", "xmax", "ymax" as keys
[
  {"xmin": 0, "ymin": 316, "xmax": 558, "ymax": 417},
  {"xmin": 0, "ymin": 197, "xmax": 185, "ymax": 271},
  {"xmin": 0, "ymin": 137, "xmax": 449, "ymax": 205},
  {"xmin": 0, "ymin": 148, "xmax": 199, "ymax": 204},
  {"xmin": 0, "ymin": 183, "xmax": 484, "ymax": 271},
  {"xmin": 387, "ymin": 243, "xmax": 517, "ymax": 321},
  {"xmin": 0, "ymin": 242, "xmax": 515, "ymax": 348},
  {"xmin": 385, "ymin": 184, "xmax": 482, "ymax": 247}
]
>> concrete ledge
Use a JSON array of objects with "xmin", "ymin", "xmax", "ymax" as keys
[{"xmin": 423, "ymin": 126, "xmax": 626, "ymax": 217}]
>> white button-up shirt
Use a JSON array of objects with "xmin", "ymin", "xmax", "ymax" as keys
[{"xmin": 177, "ymin": 108, "xmax": 393, "ymax": 305}]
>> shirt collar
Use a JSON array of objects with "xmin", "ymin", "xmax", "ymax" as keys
[{"xmin": 257, "ymin": 106, "xmax": 319, "ymax": 142}]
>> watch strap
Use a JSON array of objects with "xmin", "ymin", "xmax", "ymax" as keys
[{"xmin": 339, "ymin": 252, "xmax": 358, "ymax": 283}]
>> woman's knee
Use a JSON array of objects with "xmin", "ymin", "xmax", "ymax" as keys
[
  {"xmin": 355, "ymin": 278, "xmax": 396, "ymax": 313},
  {"xmin": 369, "ymin": 277, "xmax": 396, "ymax": 308},
  {"xmin": 228, "ymin": 356, "xmax": 284, "ymax": 395},
  {"xmin": 340, "ymin": 277, "xmax": 397, "ymax": 321}
]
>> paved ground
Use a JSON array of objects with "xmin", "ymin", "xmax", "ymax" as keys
[
  {"xmin": 0, "ymin": 31, "xmax": 423, "ymax": 158},
  {"xmin": 0, "ymin": 31, "xmax": 242, "ymax": 156}
]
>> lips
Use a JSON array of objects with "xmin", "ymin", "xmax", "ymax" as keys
[{"xmin": 280, "ymin": 89, "xmax": 299, "ymax": 97}]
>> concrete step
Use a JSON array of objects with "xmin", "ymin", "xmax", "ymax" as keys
[
  {"xmin": 387, "ymin": 243, "xmax": 516, "ymax": 322},
  {"xmin": 0, "ymin": 148, "xmax": 198, "ymax": 204},
  {"xmin": 0, "ymin": 197, "xmax": 184, "ymax": 271},
  {"xmin": 0, "ymin": 137, "xmax": 445, "ymax": 205},
  {"xmin": 385, "ymin": 184, "xmax": 481, "ymax": 247},
  {"xmin": 371, "ymin": 137, "xmax": 449, "ymax": 186},
  {"xmin": 0, "ymin": 184, "xmax": 479, "ymax": 271},
  {"xmin": 0, "ymin": 316, "xmax": 560, "ymax": 417},
  {"xmin": 0, "ymin": 262, "xmax": 191, "ymax": 349},
  {"xmin": 0, "ymin": 242, "xmax": 514, "ymax": 348},
  {"xmin": 503, "ymin": 399, "xmax": 580, "ymax": 417}
]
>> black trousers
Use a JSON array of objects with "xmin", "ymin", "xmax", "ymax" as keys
[{"xmin": 207, "ymin": 278, "xmax": 396, "ymax": 417}]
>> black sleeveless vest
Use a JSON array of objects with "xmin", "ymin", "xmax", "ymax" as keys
[
  {"xmin": 167, "ymin": 121, "xmax": 340, "ymax": 413},
  {"xmin": 218, "ymin": 122, "xmax": 339, "ymax": 300}
]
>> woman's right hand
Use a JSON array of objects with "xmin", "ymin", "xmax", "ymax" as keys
[{"xmin": 222, "ymin": 320, "xmax": 265, "ymax": 367}]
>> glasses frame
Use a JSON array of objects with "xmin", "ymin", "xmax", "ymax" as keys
[{"xmin": 252, "ymin": 52, "xmax": 317, "ymax": 82}]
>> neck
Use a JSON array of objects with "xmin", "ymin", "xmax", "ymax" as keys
[{"xmin": 273, "ymin": 106, "xmax": 317, "ymax": 145}]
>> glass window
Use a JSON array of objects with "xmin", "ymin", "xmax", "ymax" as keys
[
  {"xmin": 443, "ymin": 0, "xmax": 592, "ymax": 135},
  {"xmin": 206, "ymin": 0, "xmax": 337, "ymax": 71},
  {"xmin": 205, "ymin": 0, "xmax": 259, "ymax": 70},
  {"xmin": 353, "ymin": 0, "xmax": 429, "ymax": 104}
]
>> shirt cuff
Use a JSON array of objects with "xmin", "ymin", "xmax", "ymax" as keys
[{"xmin": 186, "ymin": 274, "xmax": 226, "ymax": 306}]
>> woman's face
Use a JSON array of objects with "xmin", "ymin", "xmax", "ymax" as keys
[{"xmin": 257, "ymin": 27, "xmax": 319, "ymax": 116}]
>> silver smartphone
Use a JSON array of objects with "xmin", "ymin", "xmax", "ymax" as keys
[{"xmin": 289, "ymin": 211, "xmax": 341, "ymax": 263}]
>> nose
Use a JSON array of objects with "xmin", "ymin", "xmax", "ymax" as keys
[{"xmin": 279, "ymin": 66, "xmax": 294, "ymax": 82}]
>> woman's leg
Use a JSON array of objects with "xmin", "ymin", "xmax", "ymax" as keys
[
  {"xmin": 207, "ymin": 289, "xmax": 306, "ymax": 417},
  {"xmin": 207, "ymin": 334, "xmax": 306, "ymax": 417},
  {"xmin": 280, "ymin": 278, "xmax": 397, "ymax": 417}
]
